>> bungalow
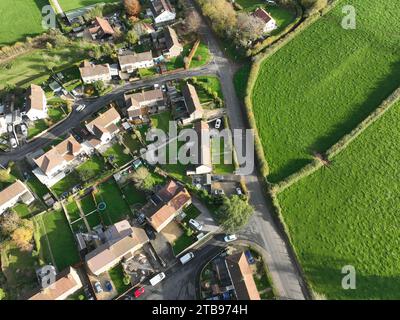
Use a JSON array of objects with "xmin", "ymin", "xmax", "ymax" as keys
[
  {"xmin": 89, "ymin": 17, "xmax": 115, "ymax": 40},
  {"xmin": 139, "ymin": 180, "xmax": 192, "ymax": 233},
  {"xmin": 33, "ymin": 135, "xmax": 85, "ymax": 185},
  {"xmin": 225, "ymin": 252, "xmax": 261, "ymax": 300},
  {"xmin": 85, "ymin": 220, "xmax": 149, "ymax": 275},
  {"xmin": 150, "ymin": 0, "xmax": 176, "ymax": 25},
  {"xmin": 163, "ymin": 26, "xmax": 183, "ymax": 58},
  {"xmin": 119, "ymin": 51, "xmax": 154, "ymax": 73},
  {"xmin": 252, "ymin": 8, "xmax": 277, "ymax": 33},
  {"xmin": 187, "ymin": 120, "xmax": 212, "ymax": 175},
  {"xmin": 28, "ymin": 267, "xmax": 83, "ymax": 300},
  {"xmin": 25, "ymin": 84, "xmax": 47, "ymax": 121},
  {"xmin": 0, "ymin": 180, "xmax": 34, "ymax": 215},
  {"xmin": 124, "ymin": 88, "xmax": 165, "ymax": 122},
  {"xmin": 79, "ymin": 61, "xmax": 112, "ymax": 84},
  {"xmin": 85, "ymin": 107, "xmax": 121, "ymax": 149},
  {"xmin": 181, "ymin": 82, "xmax": 203, "ymax": 125}
]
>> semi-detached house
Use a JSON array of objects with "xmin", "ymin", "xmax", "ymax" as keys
[
  {"xmin": 25, "ymin": 84, "xmax": 47, "ymax": 121},
  {"xmin": 118, "ymin": 51, "xmax": 154, "ymax": 73},
  {"xmin": 0, "ymin": 180, "xmax": 35, "ymax": 215},
  {"xmin": 124, "ymin": 88, "xmax": 165, "ymax": 122},
  {"xmin": 79, "ymin": 61, "xmax": 112, "ymax": 84},
  {"xmin": 150, "ymin": 0, "xmax": 176, "ymax": 25}
]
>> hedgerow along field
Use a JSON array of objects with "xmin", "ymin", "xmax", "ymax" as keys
[
  {"xmin": 251, "ymin": 0, "xmax": 400, "ymax": 182},
  {"xmin": 0, "ymin": 0, "xmax": 49, "ymax": 45},
  {"xmin": 278, "ymin": 99, "xmax": 400, "ymax": 299}
]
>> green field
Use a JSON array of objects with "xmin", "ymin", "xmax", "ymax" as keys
[
  {"xmin": 251, "ymin": 0, "xmax": 400, "ymax": 182},
  {"xmin": 278, "ymin": 100, "xmax": 400, "ymax": 299},
  {"xmin": 103, "ymin": 143, "xmax": 132, "ymax": 167},
  {"xmin": 0, "ymin": 0, "xmax": 49, "ymax": 45},
  {"xmin": 58, "ymin": 0, "xmax": 117, "ymax": 12}
]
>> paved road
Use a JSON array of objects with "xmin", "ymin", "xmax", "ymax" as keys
[
  {"xmin": 186, "ymin": 0, "xmax": 307, "ymax": 300},
  {"xmin": 0, "ymin": 65, "xmax": 217, "ymax": 166}
]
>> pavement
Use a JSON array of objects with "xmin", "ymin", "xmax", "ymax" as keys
[{"xmin": 1, "ymin": 1, "xmax": 309, "ymax": 300}]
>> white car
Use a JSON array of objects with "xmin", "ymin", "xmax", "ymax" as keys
[
  {"xmin": 236, "ymin": 187, "xmax": 242, "ymax": 195},
  {"xmin": 76, "ymin": 104, "xmax": 86, "ymax": 112},
  {"xmin": 94, "ymin": 281, "xmax": 103, "ymax": 293},
  {"xmin": 10, "ymin": 138, "xmax": 17, "ymax": 149},
  {"xmin": 215, "ymin": 118, "xmax": 222, "ymax": 129},
  {"xmin": 189, "ymin": 219, "xmax": 203, "ymax": 231},
  {"xmin": 224, "ymin": 234, "xmax": 237, "ymax": 242},
  {"xmin": 20, "ymin": 124, "xmax": 28, "ymax": 136}
]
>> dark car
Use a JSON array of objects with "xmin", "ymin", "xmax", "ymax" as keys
[
  {"xmin": 105, "ymin": 280, "xmax": 113, "ymax": 292},
  {"xmin": 144, "ymin": 225, "xmax": 156, "ymax": 240},
  {"xmin": 84, "ymin": 285, "xmax": 94, "ymax": 300},
  {"xmin": 245, "ymin": 250, "xmax": 255, "ymax": 264}
]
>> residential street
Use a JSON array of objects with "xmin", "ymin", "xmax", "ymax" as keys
[{"xmin": 0, "ymin": 1, "xmax": 308, "ymax": 300}]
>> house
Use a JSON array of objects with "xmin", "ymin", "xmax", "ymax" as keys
[
  {"xmin": 79, "ymin": 60, "xmax": 112, "ymax": 84},
  {"xmin": 225, "ymin": 252, "xmax": 261, "ymax": 300},
  {"xmin": 0, "ymin": 180, "xmax": 35, "ymax": 215},
  {"xmin": 33, "ymin": 135, "xmax": 84, "ymax": 182},
  {"xmin": 252, "ymin": 8, "xmax": 277, "ymax": 33},
  {"xmin": 139, "ymin": 180, "xmax": 192, "ymax": 232},
  {"xmin": 119, "ymin": 51, "xmax": 154, "ymax": 73},
  {"xmin": 28, "ymin": 267, "xmax": 83, "ymax": 300},
  {"xmin": 85, "ymin": 107, "xmax": 121, "ymax": 149},
  {"xmin": 150, "ymin": 0, "xmax": 176, "ymax": 25},
  {"xmin": 89, "ymin": 17, "xmax": 115, "ymax": 40},
  {"xmin": 163, "ymin": 26, "xmax": 183, "ymax": 58},
  {"xmin": 181, "ymin": 82, "xmax": 203, "ymax": 124},
  {"xmin": 124, "ymin": 88, "xmax": 165, "ymax": 122},
  {"xmin": 187, "ymin": 120, "xmax": 212, "ymax": 175},
  {"xmin": 85, "ymin": 220, "xmax": 149, "ymax": 275},
  {"xmin": 25, "ymin": 84, "xmax": 47, "ymax": 121}
]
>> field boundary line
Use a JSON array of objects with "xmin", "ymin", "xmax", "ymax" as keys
[{"xmin": 37, "ymin": 215, "xmax": 57, "ymax": 271}]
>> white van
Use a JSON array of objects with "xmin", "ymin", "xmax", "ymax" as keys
[
  {"xmin": 179, "ymin": 252, "xmax": 194, "ymax": 265},
  {"xmin": 149, "ymin": 272, "xmax": 166, "ymax": 286}
]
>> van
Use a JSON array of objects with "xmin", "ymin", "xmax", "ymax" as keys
[
  {"xmin": 179, "ymin": 252, "xmax": 194, "ymax": 265},
  {"xmin": 149, "ymin": 272, "xmax": 166, "ymax": 286}
]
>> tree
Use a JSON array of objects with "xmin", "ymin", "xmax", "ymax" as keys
[
  {"xmin": 0, "ymin": 167, "xmax": 11, "ymax": 183},
  {"xmin": 235, "ymin": 12, "xmax": 265, "ymax": 47},
  {"xmin": 93, "ymin": 80, "xmax": 105, "ymax": 95},
  {"xmin": 0, "ymin": 211, "xmax": 20, "ymax": 238},
  {"xmin": 217, "ymin": 195, "xmax": 254, "ymax": 233},
  {"xmin": 185, "ymin": 10, "xmax": 202, "ymax": 34},
  {"xmin": 11, "ymin": 220, "xmax": 34, "ymax": 251},
  {"xmin": 0, "ymin": 288, "xmax": 6, "ymax": 300},
  {"xmin": 124, "ymin": 0, "xmax": 141, "ymax": 17},
  {"xmin": 78, "ymin": 168, "xmax": 95, "ymax": 181},
  {"xmin": 125, "ymin": 30, "xmax": 139, "ymax": 46},
  {"xmin": 130, "ymin": 167, "xmax": 156, "ymax": 192}
]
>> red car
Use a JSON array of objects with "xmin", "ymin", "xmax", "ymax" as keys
[{"xmin": 134, "ymin": 287, "xmax": 145, "ymax": 298}]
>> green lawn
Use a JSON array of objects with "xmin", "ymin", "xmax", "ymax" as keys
[
  {"xmin": 182, "ymin": 204, "xmax": 201, "ymax": 223},
  {"xmin": 86, "ymin": 211, "xmax": 102, "ymax": 228},
  {"xmin": 123, "ymin": 132, "xmax": 143, "ymax": 155},
  {"xmin": 150, "ymin": 111, "xmax": 172, "ymax": 133},
  {"xmin": 51, "ymin": 171, "xmax": 81, "ymax": 196},
  {"xmin": 160, "ymin": 140, "xmax": 191, "ymax": 183},
  {"xmin": 234, "ymin": 63, "xmax": 251, "ymax": 101},
  {"xmin": 27, "ymin": 120, "xmax": 48, "ymax": 139},
  {"xmin": 212, "ymin": 137, "xmax": 235, "ymax": 174},
  {"xmin": 65, "ymin": 201, "xmax": 81, "ymax": 222},
  {"xmin": 80, "ymin": 195, "xmax": 97, "ymax": 214},
  {"xmin": 121, "ymin": 182, "xmax": 146, "ymax": 207},
  {"xmin": 251, "ymin": 0, "xmax": 400, "ymax": 182},
  {"xmin": 27, "ymin": 107, "xmax": 68, "ymax": 139},
  {"xmin": 138, "ymin": 67, "xmax": 158, "ymax": 78},
  {"xmin": 109, "ymin": 264, "xmax": 130, "ymax": 295},
  {"xmin": 48, "ymin": 106, "xmax": 67, "ymax": 123},
  {"xmin": 192, "ymin": 76, "xmax": 223, "ymax": 108},
  {"xmin": 36, "ymin": 210, "xmax": 80, "ymax": 271},
  {"xmin": 166, "ymin": 44, "xmax": 191, "ymax": 71},
  {"xmin": 0, "ymin": 0, "xmax": 49, "ymax": 45},
  {"xmin": 189, "ymin": 42, "xmax": 211, "ymax": 69},
  {"xmin": 76, "ymin": 155, "xmax": 106, "ymax": 181},
  {"xmin": 277, "ymin": 100, "xmax": 400, "ymax": 299},
  {"xmin": 94, "ymin": 179, "xmax": 131, "ymax": 224},
  {"xmin": 0, "ymin": 44, "xmax": 89, "ymax": 90},
  {"xmin": 103, "ymin": 143, "xmax": 132, "ymax": 167},
  {"xmin": 58, "ymin": 0, "xmax": 117, "ymax": 12},
  {"xmin": 173, "ymin": 233, "xmax": 196, "ymax": 256}
]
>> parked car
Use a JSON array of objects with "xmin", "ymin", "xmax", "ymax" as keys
[
  {"xmin": 7, "ymin": 124, "xmax": 13, "ymax": 133},
  {"xmin": 76, "ymin": 104, "xmax": 86, "ymax": 112},
  {"xmin": 149, "ymin": 272, "xmax": 166, "ymax": 286},
  {"xmin": 94, "ymin": 281, "xmax": 103, "ymax": 293},
  {"xmin": 10, "ymin": 138, "xmax": 17, "ymax": 149},
  {"xmin": 179, "ymin": 252, "xmax": 194, "ymax": 265},
  {"xmin": 134, "ymin": 287, "xmax": 145, "ymax": 298},
  {"xmin": 236, "ymin": 187, "xmax": 242, "ymax": 195},
  {"xmin": 224, "ymin": 234, "xmax": 237, "ymax": 242},
  {"xmin": 20, "ymin": 124, "xmax": 28, "ymax": 136},
  {"xmin": 83, "ymin": 285, "xmax": 94, "ymax": 300},
  {"xmin": 104, "ymin": 280, "xmax": 113, "ymax": 292},
  {"xmin": 144, "ymin": 225, "xmax": 156, "ymax": 240},
  {"xmin": 215, "ymin": 118, "xmax": 222, "ymax": 129},
  {"xmin": 189, "ymin": 219, "xmax": 203, "ymax": 231},
  {"xmin": 245, "ymin": 250, "xmax": 255, "ymax": 264},
  {"xmin": 213, "ymin": 189, "xmax": 225, "ymax": 196}
]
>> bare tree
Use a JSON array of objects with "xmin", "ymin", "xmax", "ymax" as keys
[
  {"xmin": 185, "ymin": 10, "xmax": 202, "ymax": 34},
  {"xmin": 124, "ymin": 0, "xmax": 141, "ymax": 17}
]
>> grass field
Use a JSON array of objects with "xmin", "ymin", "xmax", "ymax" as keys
[
  {"xmin": 251, "ymin": 0, "xmax": 400, "ymax": 182},
  {"xmin": 278, "ymin": 100, "xmax": 400, "ymax": 299},
  {"xmin": 189, "ymin": 42, "xmax": 211, "ymax": 69},
  {"xmin": 36, "ymin": 210, "xmax": 80, "ymax": 270},
  {"xmin": 58, "ymin": 0, "xmax": 117, "ymax": 12},
  {"xmin": 103, "ymin": 143, "xmax": 132, "ymax": 167},
  {"xmin": 0, "ymin": 0, "xmax": 49, "ymax": 45}
]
